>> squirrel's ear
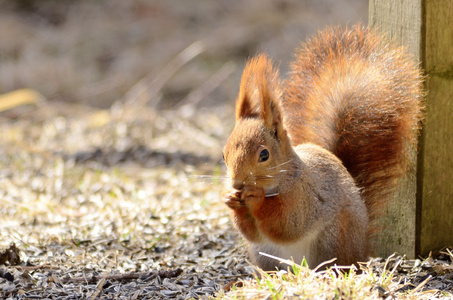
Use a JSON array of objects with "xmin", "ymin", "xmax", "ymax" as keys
[
  {"xmin": 258, "ymin": 63, "xmax": 283, "ymax": 131},
  {"xmin": 235, "ymin": 90, "xmax": 258, "ymax": 120},
  {"xmin": 235, "ymin": 54, "xmax": 283, "ymax": 126},
  {"xmin": 253, "ymin": 55, "xmax": 283, "ymax": 134},
  {"xmin": 235, "ymin": 59, "xmax": 260, "ymax": 120}
]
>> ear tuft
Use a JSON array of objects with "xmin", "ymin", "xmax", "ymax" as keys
[{"xmin": 235, "ymin": 54, "xmax": 283, "ymax": 125}]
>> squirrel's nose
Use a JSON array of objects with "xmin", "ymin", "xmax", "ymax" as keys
[{"xmin": 232, "ymin": 179, "xmax": 245, "ymax": 190}]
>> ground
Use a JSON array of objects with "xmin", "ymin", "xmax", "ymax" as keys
[{"xmin": 0, "ymin": 1, "xmax": 452, "ymax": 299}]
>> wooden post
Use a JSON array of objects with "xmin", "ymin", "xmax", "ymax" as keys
[
  {"xmin": 369, "ymin": 0, "xmax": 453, "ymax": 258},
  {"xmin": 368, "ymin": 0, "xmax": 422, "ymax": 258},
  {"xmin": 416, "ymin": 0, "xmax": 453, "ymax": 256}
]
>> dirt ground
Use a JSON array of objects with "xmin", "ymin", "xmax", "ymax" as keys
[{"xmin": 1, "ymin": 1, "xmax": 452, "ymax": 299}]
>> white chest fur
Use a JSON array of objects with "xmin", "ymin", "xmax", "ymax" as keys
[{"xmin": 256, "ymin": 229, "xmax": 320, "ymax": 268}]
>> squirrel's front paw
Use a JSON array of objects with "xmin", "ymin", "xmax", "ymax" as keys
[
  {"xmin": 224, "ymin": 190, "xmax": 243, "ymax": 210},
  {"xmin": 224, "ymin": 186, "xmax": 265, "ymax": 210},
  {"xmin": 241, "ymin": 185, "xmax": 265, "ymax": 210}
]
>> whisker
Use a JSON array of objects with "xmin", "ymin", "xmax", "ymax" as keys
[
  {"xmin": 188, "ymin": 174, "xmax": 227, "ymax": 179},
  {"xmin": 266, "ymin": 159, "xmax": 294, "ymax": 170},
  {"xmin": 187, "ymin": 174, "xmax": 229, "ymax": 184}
]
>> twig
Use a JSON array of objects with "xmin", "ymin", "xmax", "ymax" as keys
[
  {"xmin": 411, "ymin": 275, "xmax": 432, "ymax": 293},
  {"xmin": 130, "ymin": 289, "xmax": 142, "ymax": 300},
  {"xmin": 313, "ymin": 258, "xmax": 338, "ymax": 272},
  {"xmin": 61, "ymin": 268, "xmax": 183, "ymax": 284},
  {"xmin": 13, "ymin": 264, "xmax": 59, "ymax": 271},
  {"xmin": 219, "ymin": 274, "xmax": 251, "ymax": 279},
  {"xmin": 90, "ymin": 274, "xmax": 107, "ymax": 300},
  {"xmin": 259, "ymin": 252, "xmax": 296, "ymax": 268}
]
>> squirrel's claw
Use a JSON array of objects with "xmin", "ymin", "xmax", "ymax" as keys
[{"xmin": 224, "ymin": 190, "xmax": 244, "ymax": 210}]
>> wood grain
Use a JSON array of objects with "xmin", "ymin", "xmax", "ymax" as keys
[
  {"xmin": 369, "ymin": 0, "xmax": 422, "ymax": 258},
  {"xmin": 418, "ymin": 0, "xmax": 453, "ymax": 256},
  {"xmin": 370, "ymin": 0, "xmax": 453, "ymax": 257}
]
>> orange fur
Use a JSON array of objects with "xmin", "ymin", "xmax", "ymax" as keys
[
  {"xmin": 284, "ymin": 26, "xmax": 423, "ymax": 218},
  {"xmin": 223, "ymin": 25, "xmax": 423, "ymax": 270},
  {"xmin": 231, "ymin": 207, "xmax": 260, "ymax": 243}
]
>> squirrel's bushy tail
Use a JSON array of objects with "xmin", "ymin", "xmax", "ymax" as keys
[{"xmin": 283, "ymin": 25, "xmax": 423, "ymax": 218}]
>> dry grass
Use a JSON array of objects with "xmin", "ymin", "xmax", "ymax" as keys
[
  {"xmin": 0, "ymin": 99, "xmax": 246, "ymax": 298},
  {"xmin": 217, "ymin": 253, "xmax": 453, "ymax": 299}
]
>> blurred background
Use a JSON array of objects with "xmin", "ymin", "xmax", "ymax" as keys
[{"xmin": 0, "ymin": 0, "xmax": 368, "ymax": 110}]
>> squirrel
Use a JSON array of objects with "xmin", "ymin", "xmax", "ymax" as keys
[{"xmin": 222, "ymin": 25, "xmax": 423, "ymax": 270}]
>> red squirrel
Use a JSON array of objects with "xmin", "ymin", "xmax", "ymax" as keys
[{"xmin": 223, "ymin": 25, "xmax": 423, "ymax": 270}]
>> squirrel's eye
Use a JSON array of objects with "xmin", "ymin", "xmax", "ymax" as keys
[{"xmin": 258, "ymin": 149, "xmax": 269, "ymax": 162}]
